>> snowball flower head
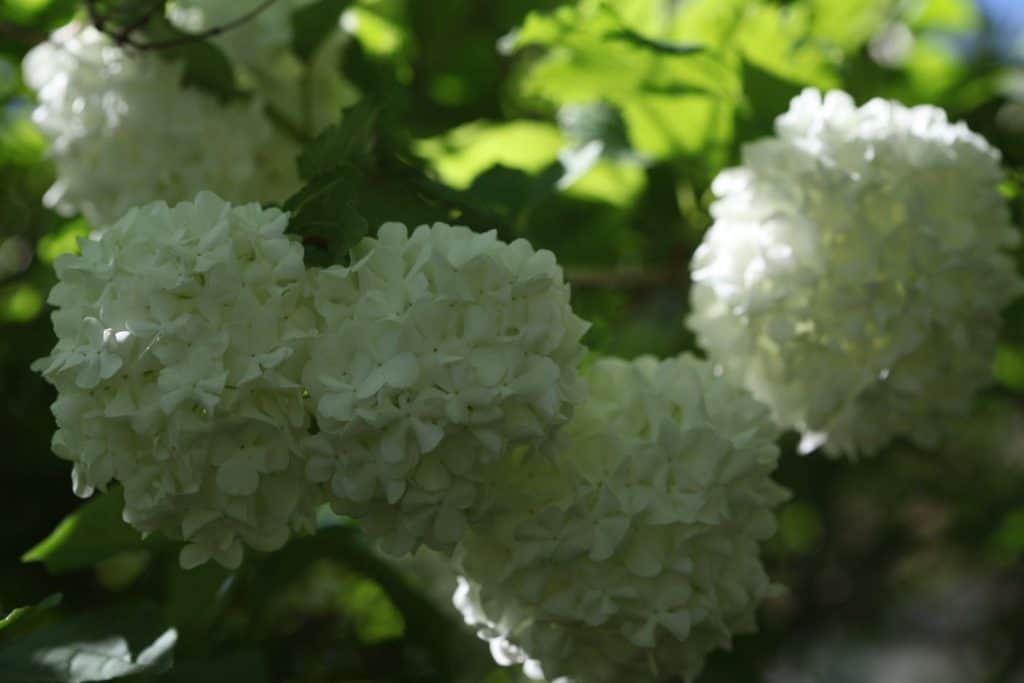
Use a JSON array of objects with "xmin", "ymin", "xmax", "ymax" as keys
[
  {"xmin": 688, "ymin": 88, "xmax": 1023, "ymax": 456},
  {"xmin": 303, "ymin": 222, "xmax": 588, "ymax": 555},
  {"xmin": 454, "ymin": 355, "xmax": 788, "ymax": 683},
  {"xmin": 22, "ymin": 22, "xmax": 300, "ymax": 227},
  {"xmin": 33, "ymin": 192, "xmax": 319, "ymax": 569}
]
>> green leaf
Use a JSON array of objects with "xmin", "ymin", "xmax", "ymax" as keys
[
  {"xmin": 804, "ymin": 0, "xmax": 894, "ymax": 52},
  {"xmin": 291, "ymin": 0, "xmax": 350, "ymax": 62},
  {"xmin": 413, "ymin": 120, "xmax": 645, "ymax": 208},
  {"xmin": 338, "ymin": 575, "xmax": 405, "ymax": 644},
  {"xmin": 343, "ymin": 6, "xmax": 406, "ymax": 58},
  {"xmin": 0, "ymin": 0, "xmax": 78, "ymax": 26},
  {"xmin": 241, "ymin": 526, "xmax": 461, "ymax": 676},
  {"xmin": 0, "ymin": 594, "xmax": 62, "ymax": 634},
  {"xmin": 987, "ymin": 508, "xmax": 1024, "ymax": 566},
  {"xmin": 0, "ymin": 603, "xmax": 176, "ymax": 682},
  {"xmin": 911, "ymin": 0, "xmax": 981, "ymax": 31},
  {"xmin": 776, "ymin": 502, "xmax": 824, "ymax": 555},
  {"xmin": 467, "ymin": 163, "xmax": 563, "ymax": 224},
  {"xmin": 0, "ymin": 283, "xmax": 43, "ymax": 323},
  {"xmin": 604, "ymin": 28, "xmax": 703, "ymax": 55},
  {"xmin": 22, "ymin": 488, "xmax": 160, "ymax": 574},
  {"xmin": 509, "ymin": 0, "xmax": 844, "ymax": 169},
  {"xmin": 284, "ymin": 166, "xmax": 369, "ymax": 266},
  {"xmin": 510, "ymin": 0, "xmax": 737, "ymax": 161},
  {"xmin": 297, "ymin": 101, "xmax": 380, "ymax": 181},
  {"xmin": 735, "ymin": 58, "xmax": 806, "ymax": 144},
  {"xmin": 414, "ymin": 120, "xmax": 565, "ymax": 189},
  {"xmin": 994, "ymin": 344, "xmax": 1024, "ymax": 391},
  {"xmin": 164, "ymin": 562, "xmax": 235, "ymax": 631},
  {"xmin": 734, "ymin": 3, "xmax": 839, "ymax": 89}
]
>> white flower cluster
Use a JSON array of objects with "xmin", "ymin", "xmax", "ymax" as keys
[
  {"xmin": 688, "ymin": 88, "xmax": 1023, "ymax": 457},
  {"xmin": 22, "ymin": 22, "xmax": 301, "ymax": 228},
  {"xmin": 35, "ymin": 195, "xmax": 789, "ymax": 678},
  {"xmin": 33, "ymin": 193, "xmax": 319, "ymax": 569},
  {"xmin": 453, "ymin": 355, "xmax": 788, "ymax": 683},
  {"xmin": 303, "ymin": 223, "xmax": 589, "ymax": 555},
  {"xmin": 35, "ymin": 206, "xmax": 593, "ymax": 571}
]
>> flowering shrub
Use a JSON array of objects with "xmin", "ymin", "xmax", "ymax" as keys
[
  {"xmin": 8, "ymin": 2, "xmax": 1024, "ymax": 682},
  {"xmin": 31, "ymin": 187, "xmax": 784, "ymax": 679},
  {"xmin": 688, "ymin": 89, "xmax": 1024, "ymax": 456}
]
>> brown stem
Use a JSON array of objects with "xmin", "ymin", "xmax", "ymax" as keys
[
  {"xmin": 85, "ymin": 0, "xmax": 281, "ymax": 50},
  {"xmin": 108, "ymin": 0, "xmax": 166, "ymax": 43}
]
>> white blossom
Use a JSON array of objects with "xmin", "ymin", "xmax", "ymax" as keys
[
  {"xmin": 688, "ymin": 88, "xmax": 1023, "ymax": 457},
  {"xmin": 453, "ymin": 355, "xmax": 788, "ymax": 683},
  {"xmin": 303, "ymin": 222, "xmax": 589, "ymax": 555},
  {"xmin": 33, "ymin": 193, "xmax": 320, "ymax": 569},
  {"xmin": 22, "ymin": 22, "xmax": 301, "ymax": 227}
]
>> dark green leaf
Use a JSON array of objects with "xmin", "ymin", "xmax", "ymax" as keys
[
  {"xmin": 994, "ymin": 344, "xmax": 1024, "ymax": 391},
  {"xmin": 22, "ymin": 488, "xmax": 160, "ymax": 574},
  {"xmin": 354, "ymin": 155, "xmax": 514, "ymax": 235},
  {"xmin": 297, "ymin": 101, "xmax": 380, "ymax": 180},
  {"xmin": 284, "ymin": 166, "xmax": 369, "ymax": 265},
  {"xmin": 240, "ymin": 525, "xmax": 459, "ymax": 676},
  {"xmin": 291, "ymin": 0, "xmax": 350, "ymax": 62},
  {"xmin": 86, "ymin": 0, "xmax": 166, "ymax": 22},
  {"xmin": 164, "ymin": 562, "xmax": 234, "ymax": 631},
  {"xmin": 0, "ymin": 594, "xmax": 62, "ymax": 634},
  {"xmin": 0, "ymin": 603, "xmax": 176, "ymax": 682},
  {"xmin": 466, "ymin": 163, "xmax": 564, "ymax": 224},
  {"xmin": 735, "ymin": 58, "xmax": 805, "ymax": 144}
]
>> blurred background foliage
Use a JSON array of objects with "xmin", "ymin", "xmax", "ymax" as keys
[{"xmin": 3, "ymin": 0, "xmax": 1024, "ymax": 681}]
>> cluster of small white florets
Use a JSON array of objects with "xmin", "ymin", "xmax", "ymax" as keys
[
  {"xmin": 34, "ymin": 191, "xmax": 794, "ymax": 679},
  {"xmin": 453, "ymin": 355, "xmax": 789, "ymax": 683},
  {"xmin": 303, "ymin": 223, "xmax": 589, "ymax": 555},
  {"xmin": 22, "ymin": 22, "xmax": 301, "ymax": 228},
  {"xmin": 688, "ymin": 88, "xmax": 1024, "ymax": 457},
  {"xmin": 34, "ymin": 202, "xmax": 591, "ymax": 568},
  {"xmin": 33, "ymin": 193, "xmax": 320, "ymax": 569}
]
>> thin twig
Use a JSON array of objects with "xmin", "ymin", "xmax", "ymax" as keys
[
  {"xmin": 85, "ymin": 0, "xmax": 281, "ymax": 50},
  {"xmin": 108, "ymin": 0, "xmax": 166, "ymax": 43}
]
